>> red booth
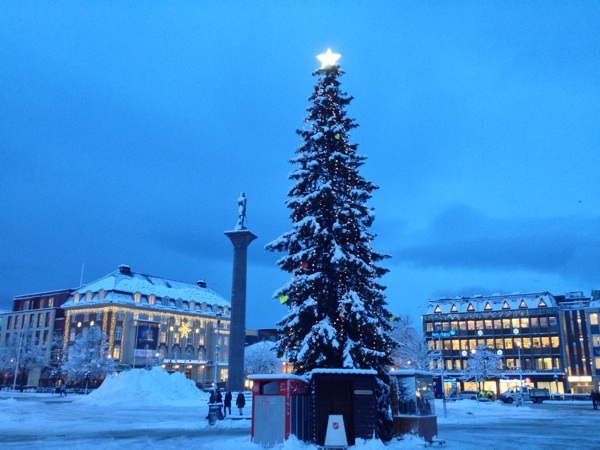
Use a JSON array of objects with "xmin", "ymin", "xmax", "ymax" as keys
[{"xmin": 249, "ymin": 374, "xmax": 310, "ymax": 446}]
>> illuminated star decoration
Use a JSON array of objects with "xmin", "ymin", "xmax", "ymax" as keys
[
  {"xmin": 317, "ymin": 48, "xmax": 341, "ymax": 69},
  {"xmin": 179, "ymin": 321, "xmax": 191, "ymax": 338}
]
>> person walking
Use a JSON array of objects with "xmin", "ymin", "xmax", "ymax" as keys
[
  {"xmin": 590, "ymin": 390, "xmax": 598, "ymax": 410},
  {"xmin": 59, "ymin": 383, "xmax": 67, "ymax": 397},
  {"xmin": 224, "ymin": 390, "xmax": 232, "ymax": 418},
  {"xmin": 236, "ymin": 391, "xmax": 246, "ymax": 416}
]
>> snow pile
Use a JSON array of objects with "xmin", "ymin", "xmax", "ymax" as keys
[{"xmin": 77, "ymin": 367, "xmax": 209, "ymax": 406}]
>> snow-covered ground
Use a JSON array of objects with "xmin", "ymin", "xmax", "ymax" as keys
[{"xmin": 0, "ymin": 368, "xmax": 598, "ymax": 449}]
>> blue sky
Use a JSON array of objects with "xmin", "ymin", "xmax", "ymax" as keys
[{"xmin": 1, "ymin": 2, "xmax": 599, "ymax": 329}]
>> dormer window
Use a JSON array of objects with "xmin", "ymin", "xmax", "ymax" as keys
[
  {"xmin": 519, "ymin": 300, "xmax": 527, "ymax": 308},
  {"xmin": 467, "ymin": 303, "xmax": 475, "ymax": 311},
  {"xmin": 450, "ymin": 304, "xmax": 458, "ymax": 312},
  {"xmin": 74, "ymin": 293, "xmax": 80, "ymax": 303},
  {"xmin": 538, "ymin": 299, "xmax": 547, "ymax": 307},
  {"xmin": 434, "ymin": 305, "xmax": 441, "ymax": 314},
  {"xmin": 484, "ymin": 302, "xmax": 492, "ymax": 310},
  {"xmin": 98, "ymin": 289, "xmax": 106, "ymax": 300},
  {"xmin": 148, "ymin": 295, "xmax": 155, "ymax": 305},
  {"xmin": 134, "ymin": 292, "xmax": 141, "ymax": 303},
  {"xmin": 502, "ymin": 301, "xmax": 510, "ymax": 309},
  {"xmin": 86, "ymin": 291, "xmax": 93, "ymax": 302}
]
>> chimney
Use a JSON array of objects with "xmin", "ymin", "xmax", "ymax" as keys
[
  {"xmin": 119, "ymin": 265, "xmax": 131, "ymax": 275},
  {"xmin": 197, "ymin": 280, "xmax": 207, "ymax": 288}
]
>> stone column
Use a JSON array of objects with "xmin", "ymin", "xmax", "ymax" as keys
[{"xmin": 225, "ymin": 193, "xmax": 257, "ymax": 392}]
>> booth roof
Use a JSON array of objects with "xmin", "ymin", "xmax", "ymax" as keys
[
  {"xmin": 310, "ymin": 368, "xmax": 378, "ymax": 376},
  {"xmin": 247, "ymin": 373, "xmax": 308, "ymax": 381}
]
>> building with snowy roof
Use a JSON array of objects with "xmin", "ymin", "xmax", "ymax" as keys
[
  {"xmin": 422, "ymin": 290, "xmax": 599, "ymax": 396},
  {"xmin": 0, "ymin": 288, "xmax": 74, "ymax": 387},
  {"xmin": 61, "ymin": 265, "xmax": 231, "ymax": 386}
]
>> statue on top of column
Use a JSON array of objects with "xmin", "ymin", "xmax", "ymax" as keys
[{"xmin": 235, "ymin": 192, "xmax": 247, "ymax": 230}]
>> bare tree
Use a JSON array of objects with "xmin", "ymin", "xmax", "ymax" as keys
[
  {"xmin": 390, "ymin": 316, "xmax": 432, "ymax": 371},
  {"xmin": 244, "ymin": 341, "xmax": 281, "ymax": 375},
  {"xmin": 460, "ymin": 344, "xmax": 504, "ymax": 397},
  {"xmin": 62, "ymin": 326, "xmax": 115, "ymax": 384},
  {"xmin": 0, "ymin": 327, "xmax": 50, "ymax": 387}
]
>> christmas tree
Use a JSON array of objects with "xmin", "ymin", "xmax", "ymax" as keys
[{"xmin": 266, "ymin": 49, "xmax": 397, "ymax": 440}]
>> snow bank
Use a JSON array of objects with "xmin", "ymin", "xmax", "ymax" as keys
[{"xmin": 77, "ymin": 367, "xmax": 209, "ymax": 406}]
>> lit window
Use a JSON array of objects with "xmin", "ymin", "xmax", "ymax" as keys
[
  {"xmin": 467, "ymin": 303, "xmax": 475, "ymax": 311},
  {"xmin": 502, "ymin": 301, "xmax": 510, "ymax": 309},
  {"xmin": 434, "ymin": 305, "xmax": 441, "ymax": 313},
  {"xmin": 484, "ymin": 302, "xmax": 492, "ymax": 310},
  {"xmin": 148, "ymin": 295, "xmax": 155, "ymax": 305},
  {"xmin": 69, "ymin": 329, "xmax": 76, "ymax": 341},
  {"xmin": 113, "ymin": 345, "xmax": 121, "ymax": 359},
  {"xmin": 519, "ymin": 300, "xmax": 527, "ymax": 308},
  {"xmin": 134, "ymin": 293, "xmax": 141, "ymax": 303},
  {"xmin": 450, "ymin": 304, "xmax": 457, "ymax": 312},
  {"xmin": 48, "ymin": 297, "xmax": 54, "ymax": 307},
  {"xmin": 590, "ymin": 314, "xmax": 598, "ymax": 326},
  {"xmin": 538, "ymin": 299, "xmax": 547, "ymax": 307}
]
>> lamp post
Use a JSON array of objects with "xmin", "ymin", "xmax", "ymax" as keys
[
  {"xmin": 432, "ymin": 325, "xmax": 454, "ymax": 419},
  {"xmin": 213, "ymin": 312, "xmax": 222, "ymax": 395},
  {"xmin": 11, "ymin": 325, "xmax": 25, "ymax": 398},
  {"xmin": 512, "ymin": 328, "xmax": 524, "ymax": 406}
]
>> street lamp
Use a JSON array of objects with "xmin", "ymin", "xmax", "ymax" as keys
[
  {"xmin": 11, "ymin": 326, "xmax": 25, "ymax": 398},
  {"xmin": 432, "ymin": 325, "xmax": 454, "ymax": 419},
  {"xmin": 513, "ymin": 327, "xmax": 524, "ymax": 407},
  {"xmin": 213, "ymin": 312, "xmax": 222, "ymax": 395}
]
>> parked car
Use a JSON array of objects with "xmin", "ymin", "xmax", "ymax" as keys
[{"xmin": 454, "ymin": 390, "xmax": 478, "ymax": 400}]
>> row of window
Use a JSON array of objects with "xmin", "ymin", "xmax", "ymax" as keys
[
  {"xmin": 5, "ymin": 312, "xmax": 52, "ymax": 330},
  {"xmin": 18, "ymin": 297, "xmax": 55, "ymax": 311},
  {"xmin": 5, "ymin": 329, "xmax": 52, "ymax": 345},
  {"xmin": 426, "ymin": 316, "xmax": 559, "ymax": 333},
  {"xmin": 436, "ymin": 356, "xmax": 561, "ymax": 372},
  {"xmin": 430, "ymin": 336, "xmax": 561, "ymax": 352}
]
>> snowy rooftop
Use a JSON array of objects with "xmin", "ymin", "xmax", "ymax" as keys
[
  {"xmin": 389, "ymin": 369, "xmax": 435, "ymax": 377},
  {"xmin": 62, "ymin": 265, "xmax": 230, "ymax": 315},
  {"xmin": 425, "ymin": 292, "xmax": 558, "ymax": 315}
]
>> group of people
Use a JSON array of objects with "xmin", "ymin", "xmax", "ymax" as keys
[{"xmin": 208, "ymin": 388, "xmax": 246, "ymax": 419}]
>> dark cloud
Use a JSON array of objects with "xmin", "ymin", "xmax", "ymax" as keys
[{"xmin": 393, "ymin": 205, "xmax": 600, "ymax": 283}]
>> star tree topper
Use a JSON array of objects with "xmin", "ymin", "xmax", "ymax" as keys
[{"xmin": 317, "ymin": 48, "xmax": 341, "ymax": 69}]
